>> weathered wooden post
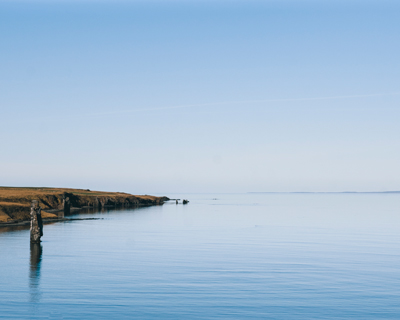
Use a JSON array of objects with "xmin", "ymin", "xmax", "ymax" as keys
[{"xmin": 30, "ymin": 200, "xmax": 43, "ymax": 243}]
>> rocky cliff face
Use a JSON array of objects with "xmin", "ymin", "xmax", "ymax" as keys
[{"xmin": 0, "ymin": 187, "xmax": 169, "ymax": 224}]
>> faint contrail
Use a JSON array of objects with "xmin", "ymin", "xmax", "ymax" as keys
[
  {"xmin": 4, "ymin": 91, "xmax": 400, "ymax": 125},
  {"xmin": 83, "ymin": 91, "xmax": 400, "ymax": 117}
]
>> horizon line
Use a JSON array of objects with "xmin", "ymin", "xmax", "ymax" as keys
[{"xmin": 248, "ymin": 191, "xmax": 400, "ymax": 194}]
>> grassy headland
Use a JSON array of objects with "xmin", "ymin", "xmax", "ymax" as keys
[{"xmin": 0, "ymin": 187, "xmax": 168, "ymax": 225}]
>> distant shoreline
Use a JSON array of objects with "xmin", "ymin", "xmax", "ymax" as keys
[
  {"xmin": 248, "ymin": 191, "xmax": 400, "ymax": 194},
  {"xmin": 0, "ymin": 187, "xmax": 169, "ymax": 226}
]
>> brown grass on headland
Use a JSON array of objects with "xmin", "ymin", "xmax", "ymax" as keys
[
  {"xmin": 0, "ymin": 187, "xmax": 168, "ymax": 224},
  {"xmin": 0, "ymin": 186, "xmax": 155, "ymax": 198}
]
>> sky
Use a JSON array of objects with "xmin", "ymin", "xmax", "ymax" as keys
[{"xmin": 1, "ymin": 0, "xmax": 400, "ymax": 194}]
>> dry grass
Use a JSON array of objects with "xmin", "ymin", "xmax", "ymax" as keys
[
  {"xmin": 0, "ymin": 187, "xmax": 125, "ymax": 197},
  {"xmin": 0, "ymin": 201, "xmax": 30, "ymax": 207},
  {"xmin": 0, "ymin": 211, "xmax": 11, "ymax": 223},
  {"xmin": 0, "ymin": 187, "xmax": 159, "ymax": 200}
]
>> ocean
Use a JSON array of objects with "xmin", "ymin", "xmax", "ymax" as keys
[{"xmin": 1, "ymin": 193, "xmax": 400, "ymax": 319}]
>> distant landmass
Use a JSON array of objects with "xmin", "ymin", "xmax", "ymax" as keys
[
  {"xmin": 249, "ymin": 191, "xmax": 400, "ymax": 194},
  {"xmin": 0, "ymin": 187, "xmax": 169, "ymax": 225}
]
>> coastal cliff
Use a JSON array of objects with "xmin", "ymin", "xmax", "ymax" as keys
[{"xmin": 0, "ymin": 187, "xmax": 169, "ymax": 224}]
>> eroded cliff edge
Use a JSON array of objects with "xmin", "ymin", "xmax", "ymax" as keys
[{"xmin": 0, "ymin": 187, "xmax": 169, "ymax": 225}]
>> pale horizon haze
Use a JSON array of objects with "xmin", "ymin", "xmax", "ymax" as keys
[{"xmin": 1, "ymin": 0, "xmax": 400, "ymax": 194}]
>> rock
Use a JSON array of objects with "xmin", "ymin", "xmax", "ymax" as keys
[
  {"xmin": 63, "ymin": 195, "xmax": 71, "ymax": 215},
  {"xmin": 30, "ymin": 201, "xmax": 43, "ymax": 243}
]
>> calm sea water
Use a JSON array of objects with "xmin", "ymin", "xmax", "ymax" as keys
[{"xmin": 1, "ymin": 193, "xmax": 400, "ymax": 319}]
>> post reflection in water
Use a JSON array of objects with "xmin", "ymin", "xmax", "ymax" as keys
[{"xmin": 29, "ymin": 243, "xmax": 42, "ymax": 303}]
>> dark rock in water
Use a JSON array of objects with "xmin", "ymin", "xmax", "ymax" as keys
[
  {"xmin": 63, "ymin": 194, "xmax": 71, "ymax": 215},
  {"xmin": 30, "ymin": 200, "xmax": 43, "ymax": 243}
]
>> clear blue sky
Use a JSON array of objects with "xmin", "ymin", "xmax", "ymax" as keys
[{"xmin": 1, "ymin": 0, "xmax": 399, "ymax": 193}]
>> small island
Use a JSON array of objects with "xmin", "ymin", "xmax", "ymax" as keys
[{"xmin": 0, "ymin": 187, "xmax": 169, "ymax": 226}]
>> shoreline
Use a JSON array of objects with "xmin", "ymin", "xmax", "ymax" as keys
[
  {"xmin": 0, "ymin": 187, "xmax": 169, "ymax": 226},
  {"xmin": 0, "ymin": 217, "xmax": 101, "ymax": 228}
]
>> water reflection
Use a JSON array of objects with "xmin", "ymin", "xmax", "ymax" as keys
[
  {"xmin": 0, "ymin": 205, "xmax": 155, "ymax": 233},
  {"xmin": 70, "ymin": 205, "xmax": 147, "ymax": 216},
  {"xmin": 0, "ymin": 225, "xmax": 30, "ymax": 233},
  {"xmin": 29, "ymin": 243, "xmax": 42, "ymax": 303}
]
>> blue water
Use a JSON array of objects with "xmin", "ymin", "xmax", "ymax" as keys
[{"xmin": 1, "ymin": 193, "xmax": 400, "ymax": 319}]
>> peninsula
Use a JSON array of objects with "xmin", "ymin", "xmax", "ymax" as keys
[{"xmin": 0, "ymin": 187, "xmax": 169, "ymax": 225}]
